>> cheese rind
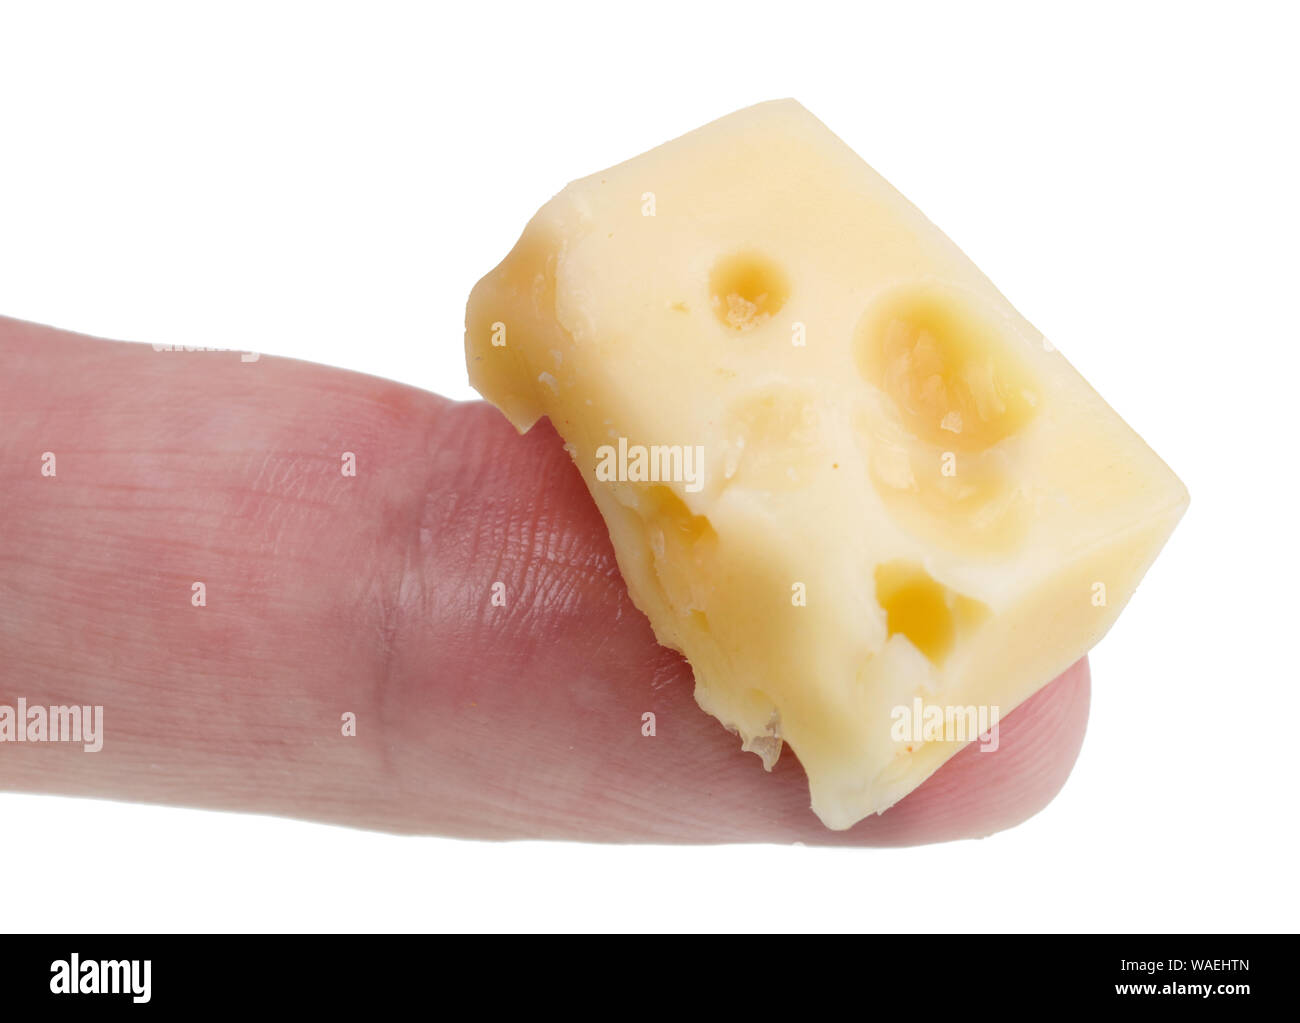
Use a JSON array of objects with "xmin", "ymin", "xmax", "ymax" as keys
[{"xmin": 465, "ymin": 100, "xmax": 1188, "ymax": 830}]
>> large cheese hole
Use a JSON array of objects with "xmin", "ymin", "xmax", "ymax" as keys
[
  {"xmin": 857, "ymin": 287, "xmax": 1038, "ymax": 451},
  {"xmin": 857, "ymin": 409, "xmax": 1030, "ymax": 555},
  {"xmin": 874, "ymin": 561, "xmax": 986, "ymax": 664},
  {"xmin": 710, "ymin": 251, "xmax": 789, "ymax": 330}
]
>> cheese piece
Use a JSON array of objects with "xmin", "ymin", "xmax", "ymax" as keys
[{"xmin": 465, "ymin": 100, "xmax": 1188, "ymax": 830}]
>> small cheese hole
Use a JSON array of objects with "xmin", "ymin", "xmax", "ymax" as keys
[
  {"xmin": 710, "ymin": 252, "xmax": 789, "ymax": 331},
  {"xmin": 874, "ymin": 561, "xmax": 986, "ymax": 665},
  {"xmin": 643, "ymin": 486, "xmax": 716, "ymax": 548}
]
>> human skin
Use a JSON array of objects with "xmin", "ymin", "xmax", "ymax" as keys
[{"xmin": 0, "ymin": 315, "xmax": 1090, "ymax": 844}]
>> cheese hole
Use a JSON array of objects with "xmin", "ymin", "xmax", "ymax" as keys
[
  {"xmin": 643, "ymin": 485, "xmax": 716, "ymax": 548},
  {"xmin": 710, "ymin": 252, "xmax": 789, "ymax": 331},
  {"xmin": 857, "ymin": 288, "xmax": 1038, "ymax": 451},
  {"xmin": 722, "ymin": 388, "xmax": 820, "ymax": 490},
  {"xmin": 640, "ymin": 486, "xmax": 717, "ymax": 617},
  {"xmin": 857, "ymin": 409, "xmax": 1030, "ymax": 555},
  {"xmin": 874, "ymin": 561, "xmax": 986, "ymax": 665}
]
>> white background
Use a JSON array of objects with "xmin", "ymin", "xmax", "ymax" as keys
[{"xmin": 1, "ymin": 1, "xmax": 1296, "ymax": 932}]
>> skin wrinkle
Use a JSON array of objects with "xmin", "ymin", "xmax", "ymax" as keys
[
  {"xmin": 422, "ymin": 412, "xmax": 532, "ymax": 635},
  {"xmin": 371, "ymin": 418, "xmax": 444, "ymax": 783},
  {"xmin": 0, "ymin": 316, "xmax": 1093, "ymax": 844},
  {"xmin": 435, "ymin": 415, "xmax": 618, "ymax": 647}
]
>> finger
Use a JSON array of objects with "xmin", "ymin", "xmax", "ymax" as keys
[{"xmin": 0, "ymin": 316, "xmax": 1089, "ymax": 843}]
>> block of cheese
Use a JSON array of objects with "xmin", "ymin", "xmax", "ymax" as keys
[{"xmin": 465, "ymin": 100, "xmax": 1188, "ymax": 830}]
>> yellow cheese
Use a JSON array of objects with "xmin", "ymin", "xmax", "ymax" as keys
[{"xmin": 465, "ymin": 99, "xmax": 1188, "ymax": 830}]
